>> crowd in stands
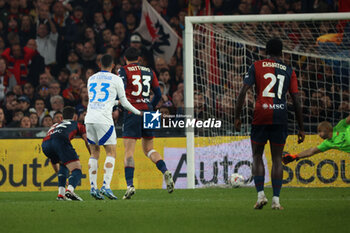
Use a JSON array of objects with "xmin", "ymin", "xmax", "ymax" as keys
[{"xmin": 0, "ymin": 0, "xmax": 348, "ymax": 135}]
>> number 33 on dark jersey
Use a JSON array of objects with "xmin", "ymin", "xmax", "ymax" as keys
[
  {"xmin": 118, "ymin": 63, "xmax": 159, "ymax": 110},
  {"xmin": 244, "ymin": 58, "xmax": 299, "ymax": 125}
]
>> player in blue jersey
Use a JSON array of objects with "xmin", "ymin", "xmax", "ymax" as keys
[
  {"xmin": 42, "ymin": 106, "xmax": 90, "ymax": 201},
  {"xmin": 118, "ymin": 47, "xmax": 174, "ymax": 199},
  {"xmin": 234, "ymin": 38, "xmax": 305, "ymax": 210},
  {"xmin": 85, "ymin": 54, "xmax": 141, "ymax": 200}
]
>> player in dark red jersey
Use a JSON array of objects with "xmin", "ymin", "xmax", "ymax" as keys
[
  {"xmin": 234, "ymin": 38, "xmax": 305, "ymax": 210},
  {"xmin": 42, "ymin": 106, "xmax": 90, "ymax": 201},
  {"xmin": 118, "ymin": 47, "xmax": 174, "ymax": 199}
]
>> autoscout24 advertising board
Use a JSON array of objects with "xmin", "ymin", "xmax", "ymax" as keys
[{"xmin": 0, "ymin": 136, "xmax": 349, "ymax": 191}]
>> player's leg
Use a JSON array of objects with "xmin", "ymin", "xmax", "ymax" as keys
[
  {"xmin": 250, "ymin": 125, "xmax": 268, "ymax": 209},
  {"xmin": 65, "ymin": 160, "xmax": 83, "ymax": 201},
  {"xmin": 123, "ymin": 138, "xmax": 137, "ymax": 199},
  {"xmin": 88, "ymin": 144, "xmax": 104, "ymax": 200},
  {"xmin": 86, "ymin": 123, "xmax": 104, "ymax": 200},
  {"xmin": 270, "ymin": 143, "xmax": 284, "ymax": 210},
  {"xmin": 42, "ymin": 140, "xmax": 66, "ymax": 200},
  {"xmin": 251, "ymin": 142, "xmax": 267, "ymax": 209},
  {"xmin": 57, "ymin": 164, "xmax": 69, "ymax": 200},
  {"xmin": 269, "ymin": 124, "xmax": 288, "ymax": 210},
  {"xmin": 100, "ymin": 144, "xmax": 118, "ymax": 199},
  {"xmin": 142, "ymin": 137, "xmax": 174, "ymax": 193}
]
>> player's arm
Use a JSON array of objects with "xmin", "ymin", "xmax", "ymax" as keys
[
  {"xmin": 234, "ymin": 65, "xmax": 255, "ymax": 132},
  {"xmin": 282, "ymin": 147, "xmax": 321, "ymax": 164},
  {"xmin": 290, "ymin": 92, "xmax": 305, "ymax": 143},
  {"xmin": 346, "ymin": 115, "xmax": 350, "ymax": 124},
  {"xmin": 289, "ymin": 70, "xmax": 305, "ymax": 144},
  {"xmin": 77, "ymin": 123, "xmax": 91, "ymax": 154},
  {"xmin": 115, "ymin": 77, "xmax": 142, "ymax": 116},
  {"xmin": 234, "ymin": 84, "xmax": 251, "ymax": 132},
  {"xmin": 150, "ymin": 71, "xmax": 161, "ymax": 108},
  {"xmin": 81, "ymin": 133, "xmax": 91, "ymax": 155}
]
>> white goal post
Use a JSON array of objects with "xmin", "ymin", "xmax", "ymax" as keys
[{"xmin": 184, "ymin": 12, "xmax": 350, "ymax": 189}]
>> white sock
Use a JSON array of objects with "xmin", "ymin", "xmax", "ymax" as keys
[
  {"xmin": 258, "ymin": 191, "xmax": 265, "ymax": 199},
  {"xmin": 103, "ymin": 156, "xmax": 115, "ymax": 189},
  {"xmin": 58, "ymin": 186, "xmax": 65, "ymax": 196},
  {"xmin": 67, "ymin": 185, "xmax": 74, "ymax": 192},
  {"xmin": 272, "ymin": 196, "xmax": 280, "ymax": 204},
  {"xmin": 89, "ymin": 157, "xmax": 98, "ymax": 189}
]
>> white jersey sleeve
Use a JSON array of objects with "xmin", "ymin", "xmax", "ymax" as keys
[
  {"xmin": 114, "ymin": 77, "xmax": 141, "ymax": 116},
  {"xmin": 85, "ymin": 71, "xmax": 121, "ymax": 125}
]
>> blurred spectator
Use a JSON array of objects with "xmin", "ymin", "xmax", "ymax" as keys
[
  {"xmin": 101, "ymin": 28, "xmax": 113, "ymax": 51},
  {"xmin": 3, "ymin": 91, "xmax": 17, "ymax": 123},
  {"xmin": 124, "ymin": 12, "xmax": 138, "ymax": 35},
  {"xmin": 93, "ymin": 11, "xmax": 106, "ymax": 35},
  {"xmin": 19, "ymin": 15, "xmax": 36, "ymax": 46},
  {"xmin": 0, "ymin": 107, "xmax": 5, "ymax": 127},
  {"xmin": 81, "ymin": 41, "xmax": 97, "ymax": 69},
  {"xmin": 0, "ymin": 57, "xmax": 16, "ymax": 101},
  {"xmin": 49, "ymin": 95, "xmax": 64, "ymax": 117},
  {"xmin": 102, "ymin": 0, "xmax": 118, "ymax": 29},
  {"xmin": 23, "ymin": 82, "xmax": 35, "ymax": 105},
  {"xmin": 113, "ymin": 22, "xmax": 127, "ymax": 48},
  {"xmin": 130, "ymin": 33, "xmax": 154, "ymax": 69},
  {"xmin": 158, "ymin": 68, "xmax": 171, "ymax": 94},
  {"xmin": 82, "ymin": 67, "xmax": 95, "ymax": 83},
  {"xmin": 29, "ymin": 98, "xmax": 48, "ymax": 125},
  {"xmin": 37, "ymin": 84, "xmax": 50, "ymax": 101},
  {"xmin": 57, "ymin": 67, "xmax": 70, "ymax": 90},
  {"xmin": 62, "ymin": 72, "xmax": 83, "ymax": 106},
  {"xmin": 29, "ymin": 111, "xmax": 38, "ymax": 128},
  {"xmin": 13, "ymin": 84, "xmax": 23, "ymax": 97},
  {"xmin": 38, "ymin": 72, "xmax": 52, "ymax": 86},
  {"xmin": 1, "ymin": 43, "xmax": 35, "ymax": 85},
  {"xmin": 36, "ymin": 15, "xmax": 58, "ymax": 65},
  {"xmin": 26, "ymin": 39, "xmax": 45, "ymax": 87},
  {"xmin": 51, "ymin": 1, "xmax": 69, "ymax": 33},
  {"xmin": 8, "ymin": 110, "xmax": 23, "ymax": 127},
  {"xmin": 66, "ymin": 50, "xmax": 82, "ymax": 75},
  {"xmin": 17, "ymin": 95, "xmax": 30, "ymax": 115},
  {"xmin": 19, "ymin": 115, "xmax": 31, "ymax": 128},
  {"xmin": 76, "ymin": 86, "xmax": 88, "ymax": 117},
  {"xmin": 65, "ymin": 5, "xmax": 85, "ymax": 44}
]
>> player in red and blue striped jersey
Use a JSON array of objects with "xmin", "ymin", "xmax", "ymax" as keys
[
  {"xmin": 234, "ymin": 38, "xmax": 305, "ymax": 210},
  {"xmin": 118, "ymin": 47, "xmax": 174, "ymax": 199},
  {"xmin": 42, "ymin": 106, "xmax": 90, "ymax": 201}
]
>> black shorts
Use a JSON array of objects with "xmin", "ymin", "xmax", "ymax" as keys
[
  {"xmin": 122, "ymin": 111, "xmax": 154, "ymax": 139},
  {"xmin": 42, "ymin": 137, "xmax": 79, "ymax": 165},
  {"xmin": 251, "ymin": 124, "xmax": 288, "ymax": 146}
]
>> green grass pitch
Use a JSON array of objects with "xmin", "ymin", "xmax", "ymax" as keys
[{"xmin": 0, "ymin": 188, "xmax": 349, "ymax": 233}]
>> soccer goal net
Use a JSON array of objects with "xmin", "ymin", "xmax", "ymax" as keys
[{"xmin": 184, "ymin": 13, "xmax": 350, "ymax": 189}]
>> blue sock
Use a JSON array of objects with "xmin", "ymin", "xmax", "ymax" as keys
[
  {"xmin": 58, "ymin": 165, "xmax": 68, "ymax": 187},
  {"xmin": 156, "ymin": 160, "xmax": 168, "ymax": 174},
  {"xmin": 68, "ymin": 169, "xmax": 82, "ymax": 189},
  {"xmin": 125, "ymin": 167, "xmax": 134, "ymax": 187},
  {"xmin": 272, "ymin": 179, "xmax": 282, "ymax": 197},
  {"xmin": 254, "ymin": 176, "xmax": 265, "ymax": 192}
]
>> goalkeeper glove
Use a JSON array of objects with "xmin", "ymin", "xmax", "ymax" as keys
[{"xmin": 282, "ymin": 154, "xmax": 299, "ymax": 165}]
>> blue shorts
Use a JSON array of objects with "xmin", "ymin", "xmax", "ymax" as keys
[
  {"xmin": 251, "ymin": 124, "xmax": 288, "ymax": 146},
  {"xmin": 42, "ymin": 137, "xmax": 79, "ymax": 165},
  {"xmin": 122, "ymin": 111, "xmax": 154, "ymax": 139}
]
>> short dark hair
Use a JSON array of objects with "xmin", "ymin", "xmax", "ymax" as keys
[
  {"xmin": 124, "ymin": 47, "xmax": 140, "ymax": 61},
  {"xmin": 62, "ymin": 106, "xmax": 76, "ymax": 119},
  {"xmin": 266, "ymin": 38, "xmax": 283, "ymax": 56},
  {"xmin": 54, "ymin": 111, "xmax": 62, "ymax": 117},
  {"xmin": 100, "ymin": 54, "xmax": 114, "ymax": 68}
]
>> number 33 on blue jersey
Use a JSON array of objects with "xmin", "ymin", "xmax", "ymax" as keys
[{"xmin": 89, "ymin": 82, "xmax": 110, "ymax": 102}]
